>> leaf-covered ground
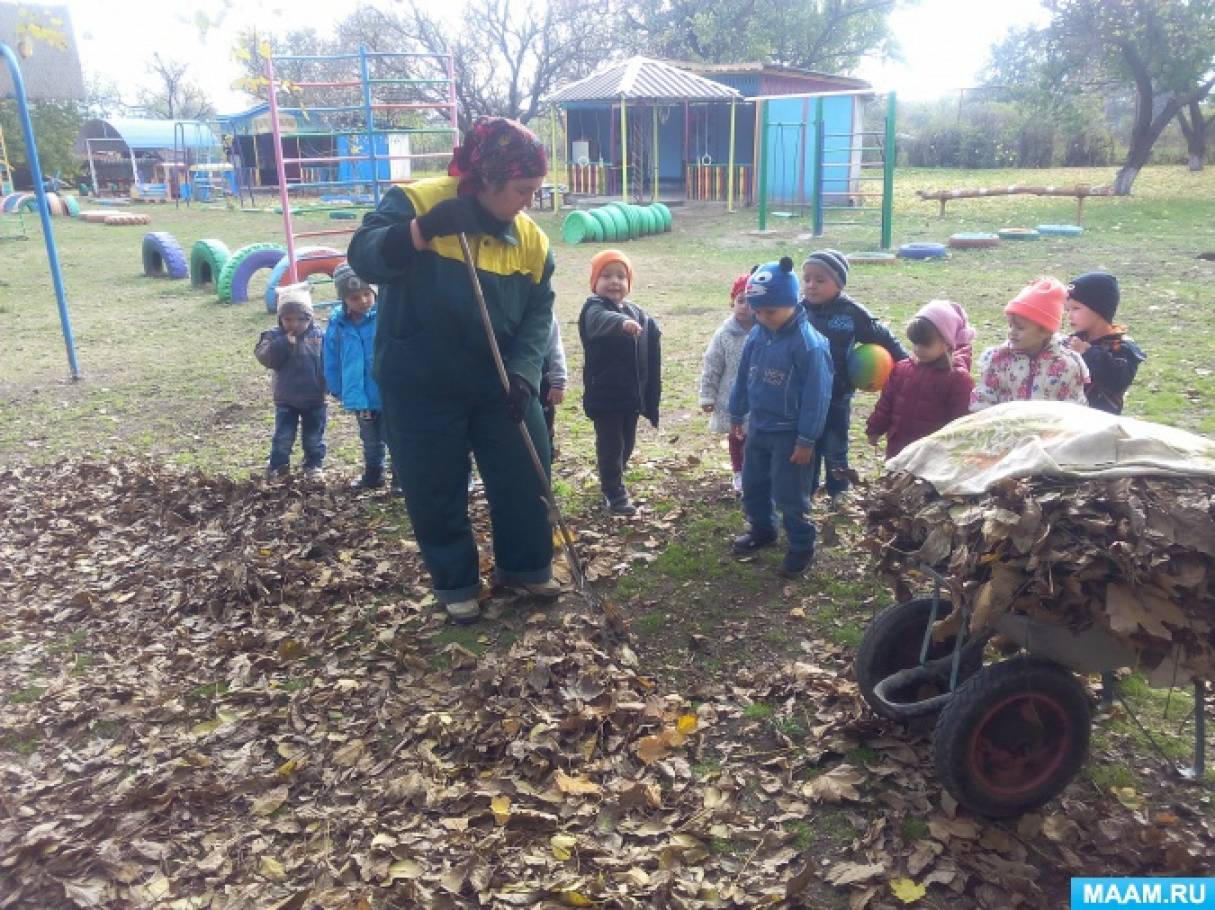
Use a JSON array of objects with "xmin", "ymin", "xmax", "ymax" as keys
[{"xmin": 2, "ymin": 460, "xmax": 1211, "ymax": 908}]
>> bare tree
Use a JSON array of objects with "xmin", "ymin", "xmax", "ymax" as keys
[{"xmin": 136, "ymin": 53, "xmax": 216, "ymax": 120}]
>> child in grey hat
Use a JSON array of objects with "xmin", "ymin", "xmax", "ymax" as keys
[{"xmin": 255, "ymin": 283, "xmax": 327, "ymax": 479}]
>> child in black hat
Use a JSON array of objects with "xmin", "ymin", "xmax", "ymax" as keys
[{"xmin": 1065, "ymin": 271, "xmax": 1146, "ymax": 415}]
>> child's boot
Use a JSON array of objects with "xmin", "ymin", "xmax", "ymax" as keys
[
  {"xmin": 351, "ymin": 467, "xmax": 385, "ymax": 491},
  {"xmin": 605, "ymin": 493, "xmax": 637, "ymax": 516},
  {"xmin": 732, "ymin": 526, "xmax": 777, "ymax": 553},
  {"xmin": 778, "ymin": 548, "xmax": 814, "ymax": 578}
]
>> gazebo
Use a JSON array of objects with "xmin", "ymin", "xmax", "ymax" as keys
[
  {"xmin": 75, "ymin": 118, "xmax": 220, "ymax": 197},
  {"xmin": 548, "ymin": 57, "xmax": 744, "ymax": 205}
]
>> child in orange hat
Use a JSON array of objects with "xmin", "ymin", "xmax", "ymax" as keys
[
  {"xmin": 970, "ymin": 277, "xmax": 1089, "ymax": 411},
  {"xmin": 578, "ymin": 250, "xmax": 662, "ymax": 515}
]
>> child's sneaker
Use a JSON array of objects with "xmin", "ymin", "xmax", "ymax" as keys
[
  {"xmin": 266, "ymin": 465, "xmax": 289, "ymax": 482},
  {"xmin": 303, "ymin": 466, "xmax": 325, "ymax": 483},
  {"xmin": 778, "ymin": 549, "xmax": 814, "ymax": 578},
  {"xmin": 444, "ymin": 598, "xmax": 481, "ymax": 624},
  {"xmin": 731, "ymin": 471, "xmax": 743, "ymax": 493},
  {"xmin": 732, "ymin": 528, "xmax": 777, "ymax": 552},
  {"xmin": 521, "ymin": 579, "xmax": 562, "ymax": 601},
  {"xmin": 351, "ymin": 469, "xmax": 385, "ymax": 491}
]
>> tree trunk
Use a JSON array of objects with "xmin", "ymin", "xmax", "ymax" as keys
[{"xmin": 1177, "ymin": 101, "xmax": 1207, "ymax": 172}]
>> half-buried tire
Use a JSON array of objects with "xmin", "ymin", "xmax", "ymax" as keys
[
  {"xmin": 142, "ymin": 231, "xmax": 190, "ymax": 279},
  {"xmin": 217, "ymin": 242, "xmax": 287, "ymax": 304},
  {"xmin": 190, "ymin": 239, "xmax": 231, "ymax": 288}
]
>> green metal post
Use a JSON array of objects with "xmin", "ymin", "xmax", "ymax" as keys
[
  {"xmin": 620, "ymin": 97, "xmax": 628, "ymax": 202},
  {"xmin": 812, "ymin": 97, "xmax": 824, "ymax": 236},
  {"xmin": 727, "ymin": 100, "xmax": 736, "ymax": 213},
  {"xmin": 757, "ymin": 99, "xmax": 769, "ymax": 230},
  {"xmin": 881, "ymin": 92, "xmax": 897, "ymax": 250}
]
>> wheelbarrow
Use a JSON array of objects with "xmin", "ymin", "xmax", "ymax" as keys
[{"xmin": 854, "ymin": 565, "xmax": 1209, "ymax": 818}]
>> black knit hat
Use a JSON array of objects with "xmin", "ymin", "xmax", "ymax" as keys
[
  {"xmin": 803, "ymin": 249, "xmax": 849, "ymax": 288},
  {"xmin": 1067, "ymin": 271, "xmax": 1119, "ymax": 323},
  {"xmin": 333, "ymin": 263, "xmax": 372, "ymax": 300}
]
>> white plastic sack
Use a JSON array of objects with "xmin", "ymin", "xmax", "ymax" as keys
[{"xmin": 886, "ymin": 401, "xmax": 1215, "ymax": 496}]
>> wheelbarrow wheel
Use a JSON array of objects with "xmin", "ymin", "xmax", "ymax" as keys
[
  {"xmin": 933, "ymin": 657, "xmax": 1090, "ymax": 818},
  {"xmin": 856, "ymin": 598, "xmax": 982, "ymax": 721}
]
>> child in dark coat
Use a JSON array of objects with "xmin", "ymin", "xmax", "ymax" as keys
[
  {"xmin": 1065, "ymin": 271, "xmax": 1146, "ymax": 415},
  {"xmin": 729, "ymin": 258, "xmax": 834, "ymax": 578},
  {"xmin": 866, "ymin": 300, "xmax": 975, "ymax": 458},
  {"xmin": 255, "ymin": 284, "xmax": 327, "ymax": 479},
  {"xmin": 579, "ymin": 249, "xmax": 662, "ymax": 516},
  {"xmin": 801, "ymin": 250, "xmax": 907, "ymax": 503}
]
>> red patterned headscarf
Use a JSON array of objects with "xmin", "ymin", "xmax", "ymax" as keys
[{"xmin": 448, "ymin": 117, "xmax": 548, "ymax": 195}]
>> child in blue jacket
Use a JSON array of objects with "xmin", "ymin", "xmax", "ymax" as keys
[
  {"xmin": 324, "ymin": 265, "xmax": 388, "ymax": 490},
  {"xmin": 729, "ymin": 258, "xmax": 834, "ymax": 578}
]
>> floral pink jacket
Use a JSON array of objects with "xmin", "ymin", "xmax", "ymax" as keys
[{"xmin": 970, "ymin": 336, "xmax": 1089, "ymax": 411}]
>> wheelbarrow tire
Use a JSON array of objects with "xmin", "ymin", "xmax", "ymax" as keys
[
  {"xmin": 933, "ymin": 657, "xmax": 1090, "ymax": 819},
  {"xmin": 856, "ymin": 597, "xmax": 982, "ymax": 721}
]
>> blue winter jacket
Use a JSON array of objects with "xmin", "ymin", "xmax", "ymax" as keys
[
  {"xmin": 729, "ymin": 306, "xmax": 834, "ymax": 446},
  {"xmin": 323, "ymin": 304, "xmax": 382, "ymax": 411}
]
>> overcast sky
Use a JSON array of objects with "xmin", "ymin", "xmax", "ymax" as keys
[{"xmin": 51, "ymin": 0, "xmax": 1049, "ymax": 113}]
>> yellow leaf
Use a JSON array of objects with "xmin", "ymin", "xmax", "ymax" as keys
[
  {"xmin": 491, "ymin": 795, "xmax": 511, "ymax": 825},
  {"xmin": 561, "ymin": 891, "xmax": 593, "ymax": 907},
  {"xmin": 275, "ymin": 758, "xmax": 298, "ymax": 778},
  {"xmin": 890, "ymin": 877, "xmax": 927, "ymax": 903},
  {"xmin": 556, "ymin": 770, "xmax": 602, "ymax": 797},
  {"xmin": 550, "ymin": 833, "xmax": 577, "ymax": 861},
  {"xmin": 1114, "ymin": 786, "xmax": 1142, "ymax": 810},
  {"xmin": 386, "ymin": 858, "xmax": 423, "ymax": 881},
  {"xmin": 676, "ymin": 713, "xmax": 698, "ymax": 735},
  {"xmin": 258, "ymin": 40, "xmax": 272, "ymax": 60},
  {"xmin": 258, "ymin": 856, "xmax": 285, "ymax": 880}
]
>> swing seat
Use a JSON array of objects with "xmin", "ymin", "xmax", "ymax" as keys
[{"xmin": 770, "ymin": 211, "xmax": 796, "ymax": 219}]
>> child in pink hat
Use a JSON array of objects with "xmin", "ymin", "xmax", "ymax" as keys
[
  {"xmin": 866, "ymin": 300, "xmax": 976, "ymax": 457},
  {"xmin": 970, "ymin": 277, "xmax": 1089, "ymax": 411}
]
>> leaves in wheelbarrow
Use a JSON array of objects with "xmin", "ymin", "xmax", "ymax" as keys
[{"xmin": 867, "ymin": 473, "xmax": 1215, "ymax": 681}]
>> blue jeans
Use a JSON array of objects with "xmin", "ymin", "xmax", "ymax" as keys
[
  {"xmin": 355, "ymin": 410, "xmax": 387, "ymax": 473},
  {"xmin": 741, "ymin": 429, "xmax": 816, "ymax": 555},
  {"xmin": 811, "ymin": 395, "xmax": 851, "ymax": 496},
  {"xmin": 269, "ymin": 404, "xmax": 327, "ymax": 470}
]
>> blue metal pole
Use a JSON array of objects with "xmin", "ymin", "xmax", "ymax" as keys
[
  {"xmin": 358, "ymin": 45, "xmax": 380, "ymax": 205},
  {"xmin": 2, "ymin": 42, "xmax": 81, "ymax": 380}
]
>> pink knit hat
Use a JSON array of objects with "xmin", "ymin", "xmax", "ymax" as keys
[
  {"xmin": 916, "ymin": 299, "xmax": 975, "ymax": 350},
  {"xmin": 1004, "ymin": 277, "xmax": 1067, "ymax": 333}
]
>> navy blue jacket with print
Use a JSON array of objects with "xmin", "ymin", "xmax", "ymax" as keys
[
  {"xmin": 803, "ymin": 292, "xmax": 908, "ymax": 401},
  {"xmin": 254, "ymin": 320, "xmax": 326, "ymax": 409},
  {"xmin": 1071, "ymin": 330, "xmax": 1146, "ymax": 415},
  {"xmin": 729, "ymin": 305, "xmax": 834, "ymax": 446}
]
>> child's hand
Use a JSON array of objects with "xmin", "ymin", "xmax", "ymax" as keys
[
  {"xmin": 731, "ymin": 424, "xmax": 746, "ymax": 441},
  {"xmin": 702, "ymin": 403, "xmax": 715, "ymax": 413},
  {"xmin": 547, "ymin": 387, "xmax": 566, "ymax": 405},
  {"xmin": 1067, "ymin": 336, "xmax": 1091, "ymax": 354},
  {"xmin": 621, "ymin": 319, "xmax": 643, "ymax": 337},
  {"xmin": 286, "ymin": 333, "xmax": 298, "ymax": 345},
  {"xmin": 789, "ymin": 443, "xmax": 814, "ymax": 465}
]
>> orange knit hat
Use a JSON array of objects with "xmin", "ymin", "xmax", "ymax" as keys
[
  {"xmin": 1004, "ymin": 277, "xmax": 1067, "ymax": 333},
  {"xmin": 589, "ymin": 249, "xmax": 633, "ymax": 294}
]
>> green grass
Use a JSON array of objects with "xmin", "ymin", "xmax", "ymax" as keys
[
  {"xmin": 7, "ymin": 685, "xmax": 46, "ymax": 705},
  {"xmin": 741, "ymin": 701, "xmax": 774, "ymax": 720}
]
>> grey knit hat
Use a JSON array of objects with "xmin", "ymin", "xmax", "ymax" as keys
[
  {"xmin": 333, "ymin": 263, "xmax": 372, "ymax": 300},
  {"xmin": 803, "ymin": 249, "xmax": 849, "ymax": 288}
]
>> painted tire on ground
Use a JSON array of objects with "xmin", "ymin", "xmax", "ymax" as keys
[
  {"xmin": 997, "ymin": 228, "xmax": 1040, "ymax": 241},
  {"xmin": 651, "ymin": 202, "xmax": 672, "ymax": 231},
  {"xmin": 641, "ymin": 207, "xmax": 660, "ymax": 235},
  {"xmin": 1036, "ymin": 223, "xmax": 1083, "ymax": 237},
  {"xmin": 190, "ymin": 239, "xmax": 231, "ymax": 288},
  {"xmin": 1, "ymin": 192, "xmax": 28, "ymax": 212},
  {"xmin": 141, "ymin": 232, "xmax": 189, "ymax": 279},
  {"xmin": 263, "ymin": 247, "xmax": 344, "ymax": 312},
  {"xmin": 849, "ymin": 251, "xmax": 897, "ymax": 264},
  {"xmin": 104, "ymin": 213, "xmax": 150, "ymax": 225},
  {"xmin": 329, "ymin": 210, "xmax": 358, "ymax": 220},
  {"xmin": 606, "ymin": 203, "xmax": 639, "ymax": 240},
  {"xmin": 63, "ymin": 194, "xmax": 81, "ymax": 217},
  {"xmin": 897, "ymin": 242, "xmax": 948, "ymax": 260},
  {"xmin": 18, "ymin": 192, "xmax": 66, "ymax": 215},
  {"xmin": 604, "ymin": 206, "xmax": 629, "ymax": 240},
  {"xmin": 588, "ymin": 207, "xmax": 617, "ymax": 241},
  {"xmin": 217, "ymin": 242, "xmax": 287, "ymax": 304},
  {"xmin": 949, "ymin": 232, "xmax": 1001, "ymax": 249},
  {"xmin": 78, "ymin": 211, "xmax": 110, "ymax": 223},
  {"xmin": 561, "ymin": 210, "xmax": 597, "ymax": 244}
]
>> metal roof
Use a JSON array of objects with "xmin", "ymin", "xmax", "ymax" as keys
[
  {"xmin": 674, "ymin": 61, "xmax": 871, "ymax": 91},
  {"xmin": 548, "ymin": 57, "xmax": 742, "ymax": 104},
  {"xmin": 76, "ymin": 118, "xmax": 220, "ymax": 153}
]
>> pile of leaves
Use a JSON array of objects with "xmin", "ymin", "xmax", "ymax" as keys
[
  {"xmin": 2, "ymin": 460, "xmax": 1212, "ymax": 907},
  {"xmin": 866, "ymin": 472, "xmax": 1215, "ymax": 682}
]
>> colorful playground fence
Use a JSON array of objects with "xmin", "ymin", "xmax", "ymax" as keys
[{"xmin": 685, "ymin": 163, "xmax": 751, "ymax": 204}]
